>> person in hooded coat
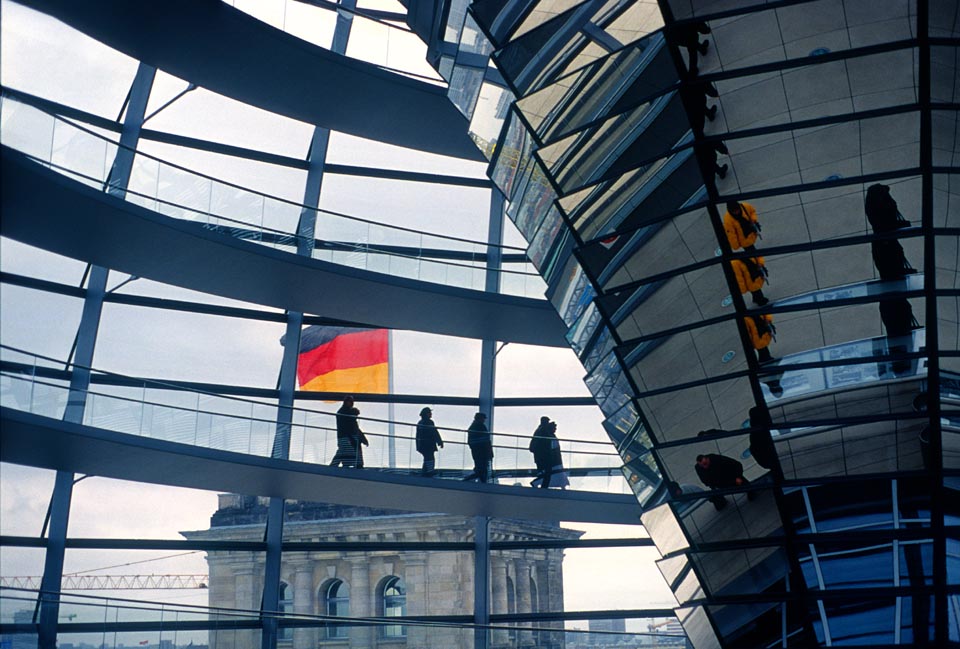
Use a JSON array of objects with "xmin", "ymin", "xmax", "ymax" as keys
[
  {"xmin": 731, "ymin": 255, "xmax": 769, "ymax": 306},
  {"xmin": 463, "ymin": 412, "xmax": 493, "ymax": 483},
  {"xmin": 529, "ymin": 416, "xmax": 555, "ymax": 488},
  {"xmin": 416, "ymin": 407, "xmax": 443, "ymax": 476},
  {"xmin": 330, "ymin": 396, "xmax": 369, "ymax": 468},
  {"xmin": 723, "ymin": 201, "xmax": 761, "ymax": 251}
]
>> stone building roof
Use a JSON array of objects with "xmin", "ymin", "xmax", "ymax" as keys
[{"xmin": 184, "ymin": 494, "xmax": 584, "ymax": 542}]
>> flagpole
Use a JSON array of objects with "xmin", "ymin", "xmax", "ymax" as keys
[{"xmin": 387, "ymin": 328, "xmax": 396, "ymax": 468}]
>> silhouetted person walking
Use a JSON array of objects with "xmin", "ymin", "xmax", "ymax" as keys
[
  {"xmin": 529, "ymin": 416, "xmax": 554, "ymax": 488},
  {"xmin": 416, "ymin": 407, "xmax": 443, "ymax": 476},
  {"xmin": 330, "ymin": 396, "xmax": 368, "ymax": 468},
  {"xmin": 463, "ymin": 412, "xmax": 493, "ymax": 483}
]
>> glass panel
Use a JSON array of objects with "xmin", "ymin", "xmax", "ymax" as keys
[
  {"xmin": 0, "ymin": 3, "xmax": 138, "ymax": 118},
  {"xmin": 688, "ymin": 546, "xmax": 790, "ymax": 597},
  {"xmin": 641, "ymin": 502, "xmax": 689, "ymax": 556},
  {"xmin": 0, "ymin": 285, "xmax": 84, "ymax": 362},
  {"xmin": 515, "ymin": 33, "xmax": 672, "ymax": 144},
  {"xmin": 93, "ymin": 303, "xmax": 285, "ymax": 387},
  {"xmin": 722, "ymin": 112, "xmax": 920, "ymax": 194},
  {"xmin": 67, "ymin": 477, "xmax": 221, "ymax": 539}
]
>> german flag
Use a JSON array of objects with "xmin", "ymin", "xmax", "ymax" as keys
[{"xmin": 296, "ymin": 326, "xmax": 389, "ymax": 393}]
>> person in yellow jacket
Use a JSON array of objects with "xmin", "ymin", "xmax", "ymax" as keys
[
  {"xmin": 744, "ymin": 314, "xmax": 783, "ymax": 396},
  {"xmin": 731, "ymin": 256, "xmax": 769, "ymax": 306},
  {"xmin": 744, "ymin": 314, "xmax": 776, "ymax": 363},
  {"xmin": 724, "ymin": 200, "xmax": 761, "ymax": 251}
]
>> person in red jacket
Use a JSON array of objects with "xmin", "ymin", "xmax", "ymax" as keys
[
  {"xmin": 724, "ymin": 200, "xmax": 761, "ymax": 251},
  {"xmin": 731, "ymin": 255, "xmax": 769, "ymax": 306}
]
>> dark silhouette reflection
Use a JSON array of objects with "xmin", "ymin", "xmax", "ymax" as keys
[
  {"xmin": 695, "ymin": 453, "xmax": 755, "ymax": 510},
  {"xmin": 694, "ymin": 139, "xmax": 728, "ymax": 179},
  {"xmin": 672, "ymin": 21, "xmax": 712, "ymax": 75},
  {"xmin": 748, "ymin": 406, "xmax": 778, "ymax": 472},
  {"xmin": 866, "ymin": 184, "xmax": 916, "ymax": 280},
  {"xmin": 866, "ymin": 184, "xmax": 921, "ymax": 377},
  {"xmin": 879, "ymin": 298, "xmax": 919, "ymax": 375},
  {"xmin": 682, "ymin": 79, "xmax": 720, "ymax": 132}
]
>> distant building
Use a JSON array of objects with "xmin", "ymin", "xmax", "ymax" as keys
[
  {"xmin": 586, "ymin": 618, "xmax": 626, "ymax": 645},
  {"xmin": 184, "ymin": 495, "xmax": 583, "ymax": 649},
  {"xmin": 0, "ymin": 609, "xmax": 36, "ymax": 649},
  {"xmin": 647, "ymin": 619, "xmax": 689, "ymax": 648}
]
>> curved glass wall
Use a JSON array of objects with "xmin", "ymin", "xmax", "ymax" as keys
[{"xmin": 430, "ymin": 0, "xmax": 959, "ymax": 646}]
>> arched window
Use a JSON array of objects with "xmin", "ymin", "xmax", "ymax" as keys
[
  {"xmin": 279, "ymin": 582, "xmax": 293, "ymax": 641},
  {"xmin": 380, "ymin": 576, "xmax": 406, "ymax": 638},
  {"xmin": 323, "ymin": 579, "xmax": 350, "ymax": 639}
]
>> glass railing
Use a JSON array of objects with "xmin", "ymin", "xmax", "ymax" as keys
[
  {"xmin": 1, "ymin": 587, "xmax": 684, "ymax": 649},
  {"xmin": 764, "ymin": 329, "xmax": 927, "ymax": 403},
  {"xmin": 0, "ymin": 94, "xmax": 547, "ymax": 299},
  {"xmin": 774, "ymin": 273, "xmax": 926, "ymax": 308},
  {"xmin": 0, "ymin": 346, "xmax": 625, "ymax": 493}
]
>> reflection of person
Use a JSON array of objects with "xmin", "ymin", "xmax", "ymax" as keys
[
  {"xmin": 724, "ymin": 201, "xmax": 761, "ymax": 252},
  {"xmin": 673, "ymin": 21, "xmax": 712, "ymax": 75},
  {"xmin": 744, "ymin": 314, "xmax": 776, "ymax": 363},
  {"xmin": 744, "ymin": 315, "xmax": 783, "ymax": 396},
  {"xmin": 463, "ymin": 412, "xmax": 493, "ymax": 483},
  {"xmin": 330, "ymin": 396, "xmax": 369, "ymax": 468},
  {"xmin": 416, "ymin": 407, "xmax": 443, "ymax": 476},
  {"xmin": 747, "ymin": 406, "xmax": 778, "ymax": 471},
  {"xmin": 865, "ymin": 184, "xmax": 915, "ymax": 280},
  {"xmin": 683, "ymin": 81, "xmax": 720, "ymax": 132},
  {"xmin": 879, "ymin": 298, "xmax": 919, "ymax": 375},
  {"xmin": 695, "ymin": 453, "xmax": 754, "ymax": 510},
  {"xmin": 865, "ymin": 183, "xmax": 910, "ymax": 233},
  {"xmin": 529, "ymin": 416, "xmax": 554, "ymax": 488},
  {"xmin": 731, "ymin": 256, "xmax": 769, "ymax": 306},
  {"xmin": 694, "ymin": 140, "xmax": 728, "ymax": 179}
]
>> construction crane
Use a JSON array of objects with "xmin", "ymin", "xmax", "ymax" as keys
[{"xmin": 0, "ymin": 575, "xmax": 207, "ymax": 590}]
